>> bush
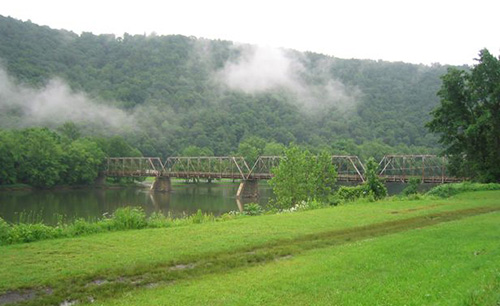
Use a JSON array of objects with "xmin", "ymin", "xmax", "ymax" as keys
[
  {"xmin": 69, "ymin": 218, "xmax": 102, "ymax": 236},
  {"xmin": 0, "ymin": 218, "xmax": 11, "ymax": 245},
  {"xmin": 426, "ymin": 182, "xmax": 500, "ymax": 198},
  {"xmin": 364, "ymin": 157, "xmax": 387, "ymax": 200},
  {"xmin": 147, "ymin": 212, "xmax": 173, "ymax": 228},
  {"xmin": 110, "ymin": 207, "xmax": 147, "ymax": 230},
  {"xmin": 9, "ymin": 223, "xmax": 56, "ymax": 243},
  {"xmin": 187, "ymin": 209, "xmax": 215, "ymax": 224},
  {"xmin": 336, "ymin": 185, "xmax": 365, "ymax": 202},
  {"xmin": 401, "ymin": 178, "xmax": 421, "ymax": 196},
  {"xmin": 243, "ymin": 203, "xmax": 264, "ymax": 216}
]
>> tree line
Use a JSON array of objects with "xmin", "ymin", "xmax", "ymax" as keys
[{"xmin": 0, "ymin": 125, "xmax": 140, "ymax": 187}]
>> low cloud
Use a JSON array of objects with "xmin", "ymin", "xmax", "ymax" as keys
[
  {"xmin": 216, "ymin": 45, "xmax": 361, "ymax": 112},
  {"xmin": 0, "ymin": 68, "xmax": 135, "ymax": 133},
  {"xmin": 217, "ymin": 45, "xmax": 300, "ymax": 93}
]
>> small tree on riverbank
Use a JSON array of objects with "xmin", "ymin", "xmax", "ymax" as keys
[
  {"xmin": 269, "ymin": 146, "xmax": 337, "ymax": 209},
  {"xmin": 363, "ymin": 157, "xmax": 387, "ymax": 200}
]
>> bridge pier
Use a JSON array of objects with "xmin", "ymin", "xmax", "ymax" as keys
[
  {"xmin": 236, "ymin": 180, "xmax": 259, "ymax": 198},
  {"xmin": 150, "ymin": 176, "xmax": 171, "ymax": 192}
]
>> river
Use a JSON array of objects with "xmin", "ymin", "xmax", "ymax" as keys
[
  {"xmin": 0, "ymin": 181, "xmax": 273, "ymax": 225},
  {"xmin": 0, "ymin": 181, "xmax": 429, "ymax": 225}
]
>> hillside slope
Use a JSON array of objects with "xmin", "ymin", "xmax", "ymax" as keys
[{"xmin": 0, "ymin": 15, "xmax": 453, "ymax": 157}]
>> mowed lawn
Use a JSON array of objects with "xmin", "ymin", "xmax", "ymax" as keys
[
  {"xmin": 95, "ymin": 210, "xmax": 500, "ymax": 306},
  {"xmin": 0, "ymin": 191, "xmax": 499, "ymax": 305}
]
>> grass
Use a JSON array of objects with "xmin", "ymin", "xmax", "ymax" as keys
[
  {"xmin": 0, "ymin": 190, "xmax": 498, "ymax": 305},
  {"xmin": 94, "ymin": 211, "xmax": 500, "ymax": 306}
]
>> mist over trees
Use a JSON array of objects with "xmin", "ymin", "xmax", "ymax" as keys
[{"xmin": 0, "ymin": 15, "xmax": 451, "ymax": 160}]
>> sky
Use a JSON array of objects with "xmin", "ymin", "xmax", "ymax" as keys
[{"xmin": 2, "ymin": 0, "xmax": 499, "ymax": 65}]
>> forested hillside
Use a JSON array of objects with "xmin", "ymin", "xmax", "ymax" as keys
[{"xmin": 0, "ymin": 15, "xmax": 453, "ymax": 159}]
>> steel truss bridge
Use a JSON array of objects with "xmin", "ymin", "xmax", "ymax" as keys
[{"xmin": 104, "ymin": 155, "xmax": 462, "ymax": 183}]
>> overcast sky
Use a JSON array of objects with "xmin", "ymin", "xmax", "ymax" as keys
[{"xmin": 2, "ymin": 0, "xmax": 499, "ymax": 65}]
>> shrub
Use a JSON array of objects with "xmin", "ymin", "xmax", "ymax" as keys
[
  {"xmin": 243, "ymin": 203, "xmax": 264, "ymax": 216},
  {"xmin": 364, "ymin": 157, "xmax": 387, "ymax": 200},
  {"xmin": 336, "ymin": 185, "xmax": 365, "ymax": 202},
  {"xmin": 69, "ymin": 218, "xmax": 102, "ymax": 236},
  {"xmin": 110, "ymin": 207, "xmax": 147, "ymax": 230},
  {"xmin": 402, "ymin": 178, "xmax": 421, "ymax": 196},
  {"xmin": 147, "ymin": 212, "xmax": 173, "ymax": 228},
  {"xmin": 0, "ymin": 217, "xmax": 11, "ymax": 245},
  {"xmin": 9, "ymin": 223, "xmax": 56, "ymax": 243},
  {"xmin": 426, "ymin": 182, "xmax": 500, "ymax": 198}
]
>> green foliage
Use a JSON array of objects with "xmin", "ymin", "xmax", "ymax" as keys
[
  {"xmin": 16, "ymin": 128, "xmax": 66, "ymax": 188},
  {"xmin": 0, "ymin": 218, "xmax": 11, "ymax": 245},
  {"xmin": 364, "ymin": 157, "xmax": 388, "ymax": 200},
  {"xmin": 0, "ymin": 127, "xmax": 139, "ymax": 187},
  {"xmin": 8, "ymin": 223, "xmax": 57, "ymax": 244},
  {"xmin": 190, "ymin": 209, "xmax": 205, "ymax": 224},
  {"xmin": 147, "ymin": 212, "xmax": 174, "ymax": 228},
  {"xmin": 0, "ymin": 130, "xmax": 19, "ymax": 184},
  {"xmin": 62, "ymin": 138, "xmax": 106, "ymax": 185},
  {"xmin": 181, "ymin": 145, "xmax": 214, "ymax": 157},
  {"xmin": 263, "ymin": 142, "xmax": 286, "ymax": 156},
  {"xmin": 243, "ymin": 203, "xmax": 264, "ymax": 216},
  {"xmin": 401, "ymin": 178, "xmax": 421, "ymax": 196},
  {"xmin": 426, "ymin": 182, "xmax": 500, "ymax": 198},
  {"xmin": 336, "ymin": 185, "xmax": 366, "ymax": 202},
  {"xmin": 111, "ymin": 207, "xmax": 147, "ymax": 230},
  {"xmin": 270, "ymin": 146, "xmax": 337, "ymax": 209},
  {"xmin": 69, "ymin": 218, "xmax": 102, "ymax": 236},
  {"xmin": 0, "ymin": 16, "xmax": 450, "ymax": 160},
  {"xmin": 427, "ymin": 49, "xmax": 500, "ymax": 182}
]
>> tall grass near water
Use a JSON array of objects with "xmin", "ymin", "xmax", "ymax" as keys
[{"xmin": 0, "ymin": 207, "xmax": 219, "ymax": 246}]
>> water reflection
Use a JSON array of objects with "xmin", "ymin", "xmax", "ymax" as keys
[
  {"xmin": 0, "ymin": 181, "xmax": 433, "ymax": 225},
  {"xmin": 0, "ymin": 182, "xmax": 272, "ymax": 225}
]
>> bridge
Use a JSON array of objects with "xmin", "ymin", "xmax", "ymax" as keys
[{"xmin": 104, "ymin": 155, "xmax": 462, "ymax": 197}]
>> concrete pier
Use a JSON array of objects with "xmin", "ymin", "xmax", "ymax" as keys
[
  {"xmin": 150, "ymin": 176, "xmax": 172, "ymax": 192},
  {"xmin": 236, "ymin": 180, "xmax": 259, "ymax": 198}
]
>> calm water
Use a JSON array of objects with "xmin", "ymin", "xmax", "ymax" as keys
[
  {"xmin": 0, "ymin": 182, "xmax": 273, "ymax": 225},
  {"xmin": 0, "ymin": 181, "xmax": 431, "ymax": 225}
]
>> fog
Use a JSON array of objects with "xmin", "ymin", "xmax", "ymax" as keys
[
  {"xmin": 216, "ymin": 45, "xmax": 360, "ymax": 112},
  {"xmin": 0, "ymin": 67, "xmax": 135, "ymax": 133}
]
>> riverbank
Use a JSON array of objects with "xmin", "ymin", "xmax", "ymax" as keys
[{"xmin": 0, "ymin": 190, "xmax": 499, "ymax": 305}]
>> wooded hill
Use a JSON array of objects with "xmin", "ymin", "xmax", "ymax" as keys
[{"xmin": 0, "ymin": 15, "xmax": 456, "ymax": 159}]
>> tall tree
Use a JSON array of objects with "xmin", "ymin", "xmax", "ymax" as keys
[{"xmin": 427, "ymin": 49, "xmax": 500, "ymax": 182}]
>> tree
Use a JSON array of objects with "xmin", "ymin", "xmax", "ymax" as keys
[
  {"xmin": 181, "ymin": 145, "xmax": 213, "ymax": 157},
  {"xmin": 62, "ymin": 138, "xmax": 105, "ymax": 185},
  {"xmin": 16, "ymin": 128, "xmax": 66, "ymax": 188},
  {"xmin": 0, "ymin": 130, "xmax": 19, "ymax": 184},
  {"xmin": 269, "ymin": 146, "xmax": 337, "ymax": 209},
  {"xmin": 363, "ymin": 157, "xmax": 387, "ymax": 200},
  {"xmin": 427, "ymin": 49, "xmax": 500, "ymax": 182}
]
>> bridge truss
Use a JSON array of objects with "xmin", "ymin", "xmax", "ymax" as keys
[
  {"xmin": 106, "ymin": 157, "xmax": 164, "ymax": 177},
  {"xmin": 105, "ymin": 155, "xmax": 462, "ymax": 183},
  {"xmin": 164, "ymin": 156, "xmax": 250, "ymax": 180},
  {"xmin": 378, "ymin": 155, "xmax": 461, "ymax": 183}
]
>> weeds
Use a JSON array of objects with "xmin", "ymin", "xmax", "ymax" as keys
[
  {"xmin": 426, "ymin": 182, "xmax": 500, "ymax": 198},
  {"xmin": 243, "ymin": 203, "xmax": 264, "ymax": 216},
  {"xmin": 0, "ymin": 207, "xmax": 228, "ymax": 246}
]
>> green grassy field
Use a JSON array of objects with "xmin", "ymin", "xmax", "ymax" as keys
[{"xmin": 0, "ymin": 191, "xmax": 499, "ymax": 305}]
